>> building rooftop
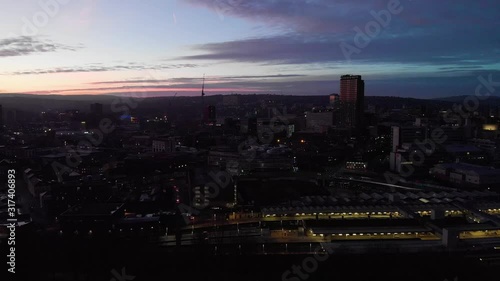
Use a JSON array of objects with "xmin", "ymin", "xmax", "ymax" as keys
[
  {"xmin": 444, "ymin": 144, "xmax": 481, "ymax": 153},
  {"xmin": 435, "ymin": 163, "xmax": 500, "ymax": 176}
]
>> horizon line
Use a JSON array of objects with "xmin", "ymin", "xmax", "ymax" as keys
[{"xmin": 0, "ymin": 92, "xmax": 493, "ymax": 100}]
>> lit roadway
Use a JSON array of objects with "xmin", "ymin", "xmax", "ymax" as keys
[{"xmin": 333, "ymin": 176, "xmax": 422, "ymax": 191}]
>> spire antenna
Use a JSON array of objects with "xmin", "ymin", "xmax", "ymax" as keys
[{"xmin": 201, "ymin": 74, "xmax": 205, "ymax": 97}]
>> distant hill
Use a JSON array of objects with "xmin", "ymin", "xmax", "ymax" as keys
[
  {"xmin": 435, "ymin": 95, "xmax": 500, "ymax": 102},
  {"xmin": 433, "ymin": 95, "xmax": 500, "ymax": 108}
]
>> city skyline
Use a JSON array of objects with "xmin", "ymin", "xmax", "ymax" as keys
[
  {"xmin": 2, "ymin": 2, "xmax": 500, "ymax": 280},
  {"xmin": 0, "ymin": 0, "xmax": 499, "ymax": 98}
]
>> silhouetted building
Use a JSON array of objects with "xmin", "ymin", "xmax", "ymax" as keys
[
  {"xmin": 431, "ymin": 163, "xmax": 500, "ymax": 187},
  {"xmin": 5, "ymin": 108, "xmax": 17, "ymax": 126},
  {"xmin": 391, "ymin": 126, "xmax": 428, "ymax": 152},
  {"xmin": 224, "ymin": 118, "xmax": 240, "ymax": 133},
  {"xmin": 208, "ymin": 145, "xmax": 293, "ymax": 174},
  {"xmin": 306, "ymin": 111, "xmax": 333, "ymax": 133},
  {"xmin": 470, "ymin": 138, "xmax": 500, "ymax": 163},
  {"xmin": 152, "ymin": 137, "xmax": 176, "ymax": 153},
  {"xmin": 329, "ymin": 94, "xmax": 339, "ymax": 106},
  {"xmin": 204, "ymin": 105, "xmax": 216, "ymax": 124},
  {"xmin": 339, "ymin": 75, "xmax": 364, "ymax": 129},
  {"xmin": 439, "ymin": 126, "xmax": 466, "ymax": 144},
  {"xmin": 90, "ymin": 103, "xmax": 103, "ymax": 116},
  {"xmin": 390, "ymin": 126, "xmax": 429, "ymax": 172}
]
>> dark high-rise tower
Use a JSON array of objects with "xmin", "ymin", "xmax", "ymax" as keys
[{"xmin": 339, "ymin": 75, "xmax": 364, "ymax": 129}]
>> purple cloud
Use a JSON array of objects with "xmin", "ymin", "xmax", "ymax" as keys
[
  {"xmin": 0, "ymin": 36, "xmax": 81, "ymax": 58},
  {"xmin": 180, "ymin": 0, "xmax": 500, "ymax": 68}
]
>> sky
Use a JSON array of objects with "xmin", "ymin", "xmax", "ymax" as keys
[{"xmin": 0, "ymin": 0, "xmax": 499, "ymax": 98}]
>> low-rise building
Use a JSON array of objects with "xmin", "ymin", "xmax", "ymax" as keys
[{"xmin": 431, "ymin": 162, "xmax": 500, "ymax": 188}]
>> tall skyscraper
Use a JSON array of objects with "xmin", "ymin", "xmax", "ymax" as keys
[
  {"xmin": 0, "ymin": 104, "xmax": 3, "ymax": 127},
  {"xmin": 339, "ymin": 75, "xmax": 365, "ymax": 129}
]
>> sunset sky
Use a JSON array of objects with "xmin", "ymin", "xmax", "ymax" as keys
[{"xmin": 1, "ymin": 0, "xmax": 499, "ymax": 98}]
